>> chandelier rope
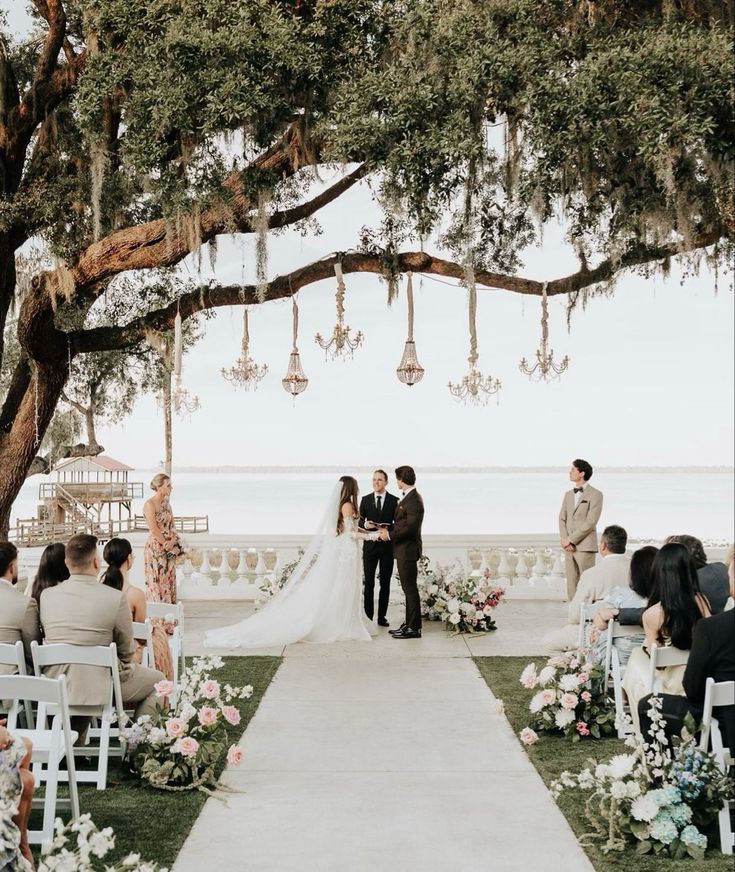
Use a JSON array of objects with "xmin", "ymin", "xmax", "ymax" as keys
[
  {"xmin": 395, "ymin": 272, "xmax": 425, "ymax": 387},
  {"xmin": 315, "ymin": 261, "xmax": 364, "ymax": 359},
  {"xmin": 519, "ymin": 282, "xmax": 570, "ymax": 381}
]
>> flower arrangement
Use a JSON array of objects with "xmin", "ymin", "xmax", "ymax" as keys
[
  {"xmin": 38, "ymin": 815, "xmax": 167, "ymax": 871},
  {"xmin": 418, "ymin": 559, "xmax": 504, "ymax": 633},
  {"xmin": 519, "ymin": 649, "xmax": 615, "ymax": 741},
  {"xmin": 123, "ymin": 655, "xmax": 252, "ymax": 792},
  {"xmin": 551, "ymin": 697, "xmax": 733, "ymax": 859}
]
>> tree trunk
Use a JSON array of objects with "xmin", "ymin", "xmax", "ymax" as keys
[
  {"xmin": 162, "ymin": 371, "xmax": 172, "ymax": 477},
  {"xmin": 0, "ymin": 360, "xmax": 69, "ymax": 538}
]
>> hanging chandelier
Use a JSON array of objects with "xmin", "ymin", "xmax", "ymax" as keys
[
  {"xmin": 396, "ymin": 272, "xmax": 425, "ymax": 387},
  {"xmin": 172, "ymin": 306, "xmax": 201, "ymax": 415},
  {"xmin": 519, "ymin": 282, "xmax": 569, "ymax": 381},
  {"xmin": 221, "ymin": 308, "xmax": 268, "ymax": 389},
  {"xmin": 282, "ymin": 296, "xmax": 309, "ymax": 399},
  {"xmin": 448, "ymin": 272, "xmax": 501, "ymax": 405},
  {"xmin": 315, "ymin": 261, "xmax": 364, "ymax": 359}
]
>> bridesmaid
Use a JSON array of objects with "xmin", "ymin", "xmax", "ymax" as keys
[
  {"xmin": 143, "ymin": 473, "xmax": 184, "ymax": 603},
  {"xmin": 102, "ymin": 537, "xmax": 173, "ymax": 681}
]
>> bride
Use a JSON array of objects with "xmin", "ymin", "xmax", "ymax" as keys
[{"xmin": 204, "ymin": 476, "xmax": 379, "ymax": 649}]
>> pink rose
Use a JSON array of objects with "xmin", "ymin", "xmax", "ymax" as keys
[
  {"xmin": 176, "ymin": 736, "xmax": 199, "ymax": 757},
  {"xmin": 540, "ymin": 689, "xmax": 556, "ymax": 707},
  {"xmin": 227, "ymin": 744, "xmax": 243, "ymax": 766},
  {"xmin": 581, "ymin": 691, "xmax": 592, "ymax": 702},
  {"xmin": 560, "ymin": 692, "xmax": 579, "ymax": 710},
  {"xmin": 575, "ymin": 721, "xmax": 590, "ymax": 736},
  {"xmin": 199, "ymin": 679, "xmax": 220, "ymax": 700},
  {"xmin": 154, "ymin": 680, "xmax": 175, "ymax": 698},
  {"xmin": 519, "ymin": 727, "xmax": 539, "ymax": 746},
  {"xmin": 165, "ymin": 717, "xmax": 185, "ymax": 738},
  {"xmin": 197, "ymin": 706, "xmax": 218, "ymax": 727},
  {"xmin": 577, "ymin": 672, "xmax": 589, "ymax": 684},
  {"xmin": 222, "ymin": 706, "xmax": 241, "ymax": 726},
  {"xmin": 569, "ymin": 658, "xmax": 579, "ymax": 669}
]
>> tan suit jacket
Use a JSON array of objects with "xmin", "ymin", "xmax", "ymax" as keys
[
  {"xmin": 39, "ymin": 573, "xmax": 136, "ymax": 706},
  {"xmin": 567, "ymin": 553, "xmax": 631, "ymax": 623},
  {"xmin": 558, "ymin": 484, "xmax": 603, "ymax": 553},
  {"xmin": 0, "ymin": 580, "xmax": 41, "ymax": 674}
]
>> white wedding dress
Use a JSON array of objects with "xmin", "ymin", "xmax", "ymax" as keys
[{"xmin": 204, "ymin": 483, "xmax": 376, "ymax": 649}]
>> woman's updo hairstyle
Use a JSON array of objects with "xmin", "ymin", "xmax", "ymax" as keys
[{"xmin": 150, "ymin": 473, "xmax": 170, "ymax": 492}]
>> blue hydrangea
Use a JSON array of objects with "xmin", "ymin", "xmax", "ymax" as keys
[
  {"xmin": 650, "ymin": 817, "xmax": 678, "ymax": 846},
  {"xmin": 647, "ymin": 789, "xmax": 667, "ymax": 805},
  {"xmin": 662, "ymin": 785, "xmax": 682, "ymax": 805},
  {"xmin": 668, "ymin": 802, "xmax": 692, "ymax": 827},
  {"xmin": 680, "ymin": 825, "xmax": 707, "ymax": 849}
]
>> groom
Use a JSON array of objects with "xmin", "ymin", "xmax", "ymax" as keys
[{"xmin": 379, "ymin": 465, "xmax": 424, "ymax": 639}]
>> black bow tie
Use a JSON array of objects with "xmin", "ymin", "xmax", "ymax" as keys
[{"xmin": 573, "ymin": 487, "xmax": 584, "ymax": 494}]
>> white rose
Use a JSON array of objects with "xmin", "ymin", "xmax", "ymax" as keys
[
  {"xmin": 449, "ymin": 613, "xmax": 462, "ymax": 625},
  {"xmin": 447, "ymin": 598, "xmax": 460, "ymax": 612},
  {"xmin": 559, "ymin": 673, "xmax": 580, "ymax": 692},
  {"xmin": 429, "ymin": 584, "xmax": 439, "ymax": 594},
  {"xmin": 626, "ymin": 781, "xmax": 642, "ymax": 799},
  {"xmin": 610, "ymin": 780, "xmax": 627, "ymax": 800}
]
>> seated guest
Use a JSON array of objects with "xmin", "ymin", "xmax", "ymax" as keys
[
  {"xmin": 40, "ymin": 533, "xmax": 164, "ymax": 721},
  {"xmin": 543, "ymin": 525, "xmax": 631, "ymax": 651},
  {"xmin": 30, "ymin": 542, "xmax": 69, "ymax": 606},
  {"xmin": 622, "ymin": 543, "xmax": 710, "ymax": 733},
  {"xmin": 638, "ymin": 548, "xmax": 735, "ymax": 754},
  {"xmin": 617, "ymin": 533, "xmax": 728, "ymax": 625},
  {"xmin": 102, "ymin": 538, "xmax": 173, "ymax": 681},
  {"xmin": 0, "ymin": 719, "xmax": 34, "ymax": 869},
  {"xmin": 0, "ymin": 542, "xmax": 41, "ymax": 674},
  {"xmin": 592, "ymin": 545, "xmax": 658, "ymax": 668}
]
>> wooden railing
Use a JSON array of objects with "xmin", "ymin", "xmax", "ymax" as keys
[{"xmin": 133, "ymin": 515, "xmax": 209, "ymax": 534}]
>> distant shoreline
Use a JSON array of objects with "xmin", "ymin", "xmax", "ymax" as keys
[{"xmin": 139, "ymin": 465, "xmax": 734, "ymax": 474}]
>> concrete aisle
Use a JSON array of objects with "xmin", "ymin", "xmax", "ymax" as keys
[{"xmin": 173, "ymin": 608, "xmax": 593, "ymax": 872}]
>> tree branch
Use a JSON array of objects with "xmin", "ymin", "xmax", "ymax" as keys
[
  {"xmin": 70, "ymin": 155, "xmax": 368, "ymax": 290},
  {"xmin": 72, "ymin": 231, "xmax": 722, "ymax": 355}
]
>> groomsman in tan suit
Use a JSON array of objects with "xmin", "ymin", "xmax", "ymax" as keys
[
  {"xmin": 558, "ymin": 459, "xmax": 604, "ymax": 600},
  {"xmin": 0, "ymin": 542, "xmax": 41, "ymax": 674},
  {"xmin": 40, "ymin": 534, "xmax": 164, "ymax": 719}
]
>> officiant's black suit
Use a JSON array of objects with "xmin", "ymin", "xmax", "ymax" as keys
[
  {"xmin": 391, "ymin": 489, "xmax": 424, "ymax": 632},
  {"xmin": 359, "ymin": 491, "xmax": 398, "ymax": 622}
]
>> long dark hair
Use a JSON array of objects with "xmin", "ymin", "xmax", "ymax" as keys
[
  {"xmin": 101, "ymin": 538, "xmax": 133, "ymax": 591},
  {"xmin": 629, "ymin": 546, "xmax": 658, "ymax": 599},
  {"xmin": 337, "ymin": 476, "xmax": 359, "ymax": 534},
  {"xmin": 648, "ymin": 542, "xmax": 704, "ymax": 649},
  {"xmin": 31, "ymin": 543, "xmax": 69, "ymax": 601}
]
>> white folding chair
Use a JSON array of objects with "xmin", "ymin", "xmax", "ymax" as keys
[
  {"xmin": 31, "ymin": 641, "xmax": 126, "ymax": 790},
  {"xmin": 604, "ymin": 621, "xmax": 633, "ymax": 738},
  {"xmin": 647, "ymin": 644, "xmax": 690, "ymax": 694},
  {"xmin": 0, "ymin": 640, "xmax": 34, "ymax": 727},
  {"xmin": 132, "ymin": 620, "xmax": 154, "ymax": 669},
  {"xmin": 698, "ymin": 677, "xmax": 735, "ymax": 855},
  {"xmin": 577, "ymin": 603, "xmax": 596, "ymax": 647},
  {"xmin": 0, "ymin": 674, "xmax": 80, "ymax": 847},
  {"xmin": 146, "ymin": 601, "xmax": 185, "ymax": 686}
]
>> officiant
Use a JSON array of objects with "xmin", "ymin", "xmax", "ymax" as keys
[{"xmin": 359, "ymin": 470, "xmax": 398, "ymax": 627}]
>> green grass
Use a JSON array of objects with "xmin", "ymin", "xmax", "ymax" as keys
[
  {"xmin": 31, "ymin": 656, "xmax": 281, "ymax": 868},
  {"xmin": 475, "ymin": 656, "xmax": 732, "ymax": 872}
]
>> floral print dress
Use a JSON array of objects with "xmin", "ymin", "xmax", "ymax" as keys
[
  {"xmin": 0, "ymin": 736, "xmax": 32, "ymax": 872},
  {"xmin": 144, "ymin": 498, "xmax": 183, "ymax": 604}
]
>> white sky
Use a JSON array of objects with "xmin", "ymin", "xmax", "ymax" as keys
[{"xmin": 4, "ymin": 3, "xmax": 734, "ymax": 470}]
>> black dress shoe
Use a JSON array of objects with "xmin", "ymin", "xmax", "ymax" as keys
[
  {"xmin": 393, "ymin": 628, "xmax": 421, "ymax": 639},
  {"xmin": 389, "ymin": 624, "xmax": 406, "ymax": 636},
  {"xmin": 377, "ymin": 618, "xmax": 390, "ymax": 627}
]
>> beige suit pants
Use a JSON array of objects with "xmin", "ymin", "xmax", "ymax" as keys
[
  {"xmin": 564, "ymin": 550, "xmax": 596, "ymax": 600},
  {"xmin": 121, "ymin": 664, "xmax": 165, "ymax": 720}
]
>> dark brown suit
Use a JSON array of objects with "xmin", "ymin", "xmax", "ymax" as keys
[{"xmin": 391, "ymin": 489, "xmax": 424, "ymax": 631}]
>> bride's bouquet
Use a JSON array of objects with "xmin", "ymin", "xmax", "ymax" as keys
[
  {"xmin": 123, "ymin": 656, "xmax": 251, "ymax": 792},
  {"xmin": 418, "ymin": 560, "xmax": 505, "ymax": 633}
]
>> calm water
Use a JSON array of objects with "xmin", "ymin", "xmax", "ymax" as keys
[{"xmin": 10, "ymin": 470, "xmax": 734, "ymax": 540}]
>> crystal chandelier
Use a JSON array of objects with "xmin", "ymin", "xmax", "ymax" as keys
[
  {"xmin": 172, "ymin": 379, "xmax": 200, "ymax": 416},
  {"xmin": 221, "ymin": 308, "xmax": 268, "ymax": 389},
  {"xmin": 519, "ymin": 282, "xmax": 569, "ymax": 381},
  {"xmin": 396, "ymin": 272, "xmax": 425, "ymax": 387},
  {"xmin": 448, "ymin": 274, "xmax": 501, "ymax": 405},
  {"xmin": 282, "ymin": 297, "xmax": 308, "ymax": 399},
  {"xmin": 315, "ymin": 262, "xmax": 364, "ymax": 359}
]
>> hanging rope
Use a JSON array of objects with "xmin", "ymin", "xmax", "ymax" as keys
[
  {"xmin": 292, "ymin": 296, "xmax": 299, "ymax": 351},
  {"xmin": 540, "ymin": 282, "xmax": 549, "ymax": 346},
  {"xmin": 468, "ymin": 278, "xmax": 478, "ymax": 365},
  {"xmin": 242, "ymin": 308, "xmax": 250, "ymax": 355},
  {"xmin": 334, "ymin": 262, "xmax": 346, "ymax": 323},
  {"xmin": 174, "ymin": 303, "xmax": 183, "ymax": 379},
  {"xmin": 406, "ymin": 272, "xmax": 415, "ymax": 341}
]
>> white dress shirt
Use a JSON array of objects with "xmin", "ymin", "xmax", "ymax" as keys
[
  {"xmin": 573, "ymin": 483, "xmax": 587, "ymax": 508},
  {"xmin": 399, "ymin": 485, "xmax": 415, "ymax": 503}
]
